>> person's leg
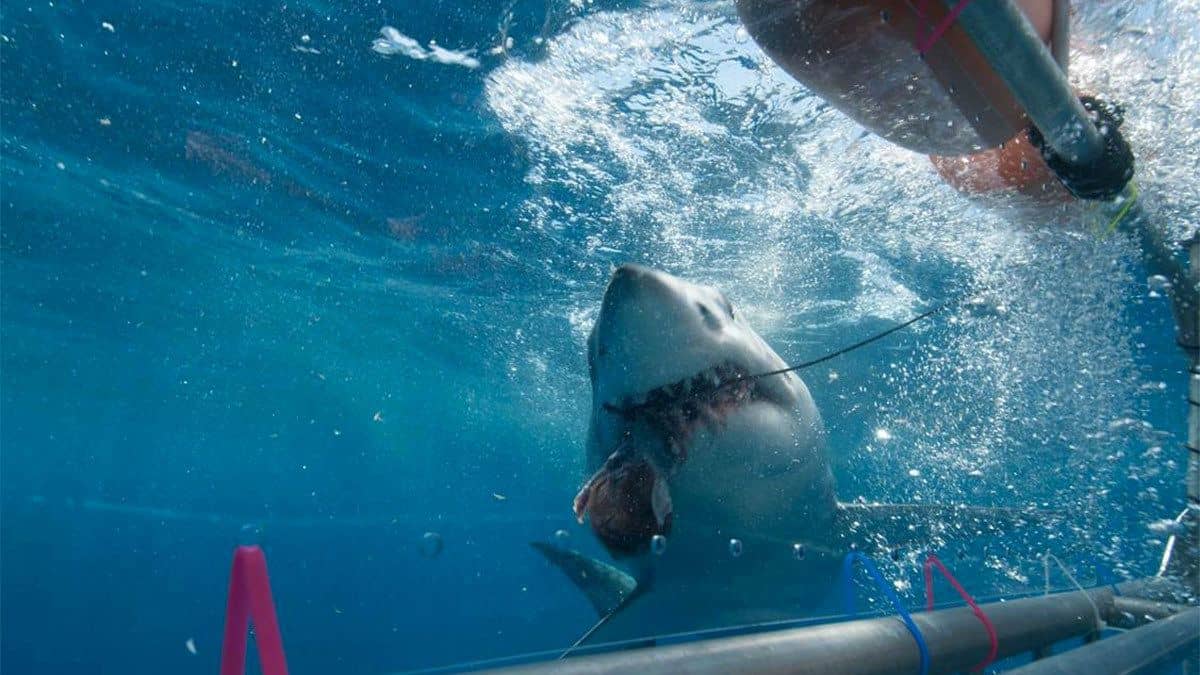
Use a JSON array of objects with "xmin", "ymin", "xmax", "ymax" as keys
[
  {"xmin": 1015, "ymin": 0, "xmax": 1054, "ymax": 43},
  {"xmin": 930, "ymin": 128, "xmax": 1071, "ymax": 201},
  {"xmin": 930, "ymin": 0, "xmax": 1072, "ymax": 202}
]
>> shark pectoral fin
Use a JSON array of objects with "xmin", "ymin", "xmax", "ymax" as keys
[
  {"xmin": 530, "ymin": 542, "xmax": 639, "ymax": 618},
  {"xmin": 833, "ymin": 502, "xmax": 1057, "ymax": 548}
]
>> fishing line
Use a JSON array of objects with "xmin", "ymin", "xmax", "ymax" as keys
[
  {"xmin": 604, "ymin": 290, "xmax": 980, "ymax": 418},
  {"xmin": 1042, "ymin": 552, "xmax": 1106, "ymax": 632},
  {"xmin": 743, "ymin": 299, "xmax": 956, "ymax": 382}
]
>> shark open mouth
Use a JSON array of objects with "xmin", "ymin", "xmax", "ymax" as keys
[
  {"xmin": 575, "ymin": 363, "xmax": 760, "ymax": 556},
  {"xmin": 604, "ymin": 362, "xmax": 759, "ymax": 462}
]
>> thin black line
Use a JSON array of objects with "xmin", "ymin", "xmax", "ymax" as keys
[{"xmin": 749, "ymin": 301, "xmax": 953, "ymax": 381}]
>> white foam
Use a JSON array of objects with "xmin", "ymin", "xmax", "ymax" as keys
[{"xmin": 372, "ymin": 27, "xmax": 480, "ymax": 69}]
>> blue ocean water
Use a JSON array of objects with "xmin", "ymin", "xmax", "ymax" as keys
[{"xmin": 2, "ymin": 0, "xmax": 1197, "ymax": 672}]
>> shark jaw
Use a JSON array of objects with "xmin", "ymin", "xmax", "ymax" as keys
[
  {"xmin": 576, "ymin": 264, "xmax": 827, "ymax": 558},
  {"xmin": 574, "ymin": 361, "xmax": 761, "ymax": 556}
]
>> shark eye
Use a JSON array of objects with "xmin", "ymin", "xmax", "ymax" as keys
[{"xmin": 697, "ymin": 302, "xmax": 722, "ymax": 329}]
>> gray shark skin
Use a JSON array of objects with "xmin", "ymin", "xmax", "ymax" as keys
[{"xmin": 537, "ymin": 264, "xmax": 1038, "ymax": 645}]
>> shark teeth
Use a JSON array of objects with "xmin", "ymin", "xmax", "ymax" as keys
[
  {"xmin": 634, "ymin": 362, "xmax": 751, "ymax": 406},
  {"xmin": 607, "ymin": 362, "xmax": 757, "ymax": 467}
]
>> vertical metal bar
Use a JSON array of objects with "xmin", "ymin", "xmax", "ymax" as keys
[
  {"xmin": 1183, "ymin": 236, "xmax": 1200, "ymax": 594},
  {"xmin": 943, "ymin": 0, "xmax": 1105, "ymax": 165}
]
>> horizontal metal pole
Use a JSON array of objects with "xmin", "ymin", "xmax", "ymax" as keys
[
  {"xmin": 1110, "ymin": 596, "xmax": 1196, "ymax": 629},
  {"xmin": 947, "ymin": 0, "xmax": 1105, "ymax": 165},
  {"xmin": 1115, "ymin": 576, "xmax": 1195, "ymax": 603},
  {"xmin": 487, "ymin": 589, "xmax": 1115, "ymax": 675},
  {"xmin": 1006, "ymin": 607, "xmax": 1200, "ymax": 675}
]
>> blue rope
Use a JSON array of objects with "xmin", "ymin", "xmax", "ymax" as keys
[{"xmin": 841, "ymin": 552, "xmax": 931, "ymax": 675}]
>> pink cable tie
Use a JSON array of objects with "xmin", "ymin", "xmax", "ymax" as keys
[
  {"xmin": 220, "ymin": 545, "xmax": 290, "ymax": 675},
  {"xmin": 914, "ymin": 0, "xmax": 975, "ymax": 55},
  {"xmin": 923, "ymin": 553, "xmax": 998, "ymax": 672}
]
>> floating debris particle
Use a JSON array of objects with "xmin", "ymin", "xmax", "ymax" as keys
[{"xmin": 419, "ymin": 531, "xmax": 444, "ymax": 558}]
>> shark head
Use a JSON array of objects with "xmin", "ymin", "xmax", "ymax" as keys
[{"xmin": 577, "ymin": 264, "xmax": 834, "ymax": 558}]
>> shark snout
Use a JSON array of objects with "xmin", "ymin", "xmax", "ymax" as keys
[
  {"xmin": 603, "ymin": 264, "xmax": 669, "ymax": 307},
  {"xmin": 596, "ymin": 264, "xmax": 679, "ymax": 346},
  {"xmin": 612, "ymin": 262, "xmax": 655, "ymax": 281}
]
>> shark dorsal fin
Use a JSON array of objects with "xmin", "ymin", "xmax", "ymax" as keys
[{"xmin": 530, "ymin": 542, "xmax": 639, "ymax": 617}]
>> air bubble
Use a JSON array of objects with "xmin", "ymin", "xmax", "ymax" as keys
[
  {"xmin": 651, "ymin": 534, "xmax": 668, "ymax": 555},
  {"xmin": 238, "ymin": 523, "xmax": 262, "ymax": 546},
  {"xmin": 792, "ymin": 543, "xmax": 806, "ymax": 560},
  {"xmin": 1147, "ymin": 275, "xmax": 1170, "ymax": 297},
  {"xmin": 728, "ymin": 538, "xmax": 744, "ymax": 558},
  {"xmin": 420, "ymin": 531, "xmax": 444, "ymax": 558},
  {"xmin": 554, "ymin": 529, "xmax": 570, "ymax": 543}
]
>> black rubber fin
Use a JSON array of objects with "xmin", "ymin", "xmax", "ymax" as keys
[{"xmin": 531, "ymin": 542, "xmax": 639, "ymax": 618}]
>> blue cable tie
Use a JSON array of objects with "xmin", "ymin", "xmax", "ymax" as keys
[{"xmin": 842, "ymin": 552, "xmax": 931, "ymax": 675}]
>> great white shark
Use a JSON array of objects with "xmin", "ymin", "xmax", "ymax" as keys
[{"xmin": 535, "ymin": 264, "xmax": 1040, "ymax": 645}]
